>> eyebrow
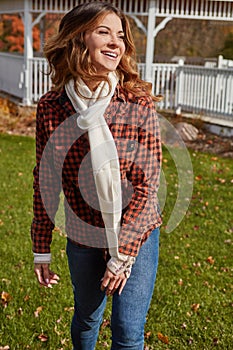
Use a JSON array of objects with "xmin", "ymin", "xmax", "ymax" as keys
[{"xmin": 96, "ymin": 25, "xmax": 124, "ymax": 34}]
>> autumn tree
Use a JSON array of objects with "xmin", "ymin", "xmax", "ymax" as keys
[{"xmin": 0, "ymin": 14, "xmax": 40, "ymax": 53}]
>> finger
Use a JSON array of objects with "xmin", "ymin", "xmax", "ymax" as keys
[
  {"xmin": 49, "ymin": 271, "xmax": 60, "ymax": 284},
  {"xmin": 48, "ymin": 277, "xmax": 59, "ymax": 285},
  {"xmin": 110, "ymin": 278, "xmax": 122, "ymax": 292},
  {"xmin": 49, "ymin": 271, "xmax": 60, "ymax": 280},
  {"xmin": 34, "ymin": 265, "xmax": 47, "ymax": 287},
  {"xmin": 100, "ymin": 276, "xmax": 110, "ymax": 291},
  {"xmin": 107, "ymin": 278, "xmax": 117, "ymax": 293},
  {"xmin": 106, "ymin": 276, "xmax": 122, "ymax": 296},
  {"xmin": 118, "ymin": 278, "xmax": 127, "ymax": 296},
  {"xmin": 41, "ymin": 264, "xmax": 50, "ymax": 285}
]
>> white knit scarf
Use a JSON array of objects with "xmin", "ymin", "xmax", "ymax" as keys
[{"xmin": 65, "ymin": 72, "xmax": 122, "ymax": 259}]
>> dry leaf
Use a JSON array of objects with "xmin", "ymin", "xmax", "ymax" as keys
[
  {"xmin": 145, "ymin": 331, "xmax": 151, "ymax": 339},
  {"xmin": 34, "ymin": 306, "xmax": 43, "ymax": 317},
  {"xmin": 158, "ymin": 332, "xmax": 169, "ymax": 344},
  {"xmin": 64, "ymin": 306, "xmax": 74, "ymax": 312},
  {"xmin": 101, "ymin": 318, "xmax": 110, "ymax": 329},
  {"xmin": 18, "ymin": 307, "xmax": 23, "ymax": 315},
  {"xmin": 206, "ymin": 256, "xmax": 215, "ymax": 265},
  {"xmin": 38, "ymin": 333, "xmax": 48, "ymax": 342},
  {"xmin": 1, "ymin": 291, "xmax": 12, "ymax": 307},
  {"xmin": 24, "ymin": 295, "xmax": 30, "ymax": 301},
  {"xmin": 191, "ymin": 303, "xmax": 200, "ymax": 312},
  {"xmin": 188, "ymin": 337, "xmax": 193, "ymax": 345}
]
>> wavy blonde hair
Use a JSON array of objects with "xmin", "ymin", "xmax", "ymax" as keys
[{"xmin": 44, "ymin": 2, "xmax": 160, "ymax": 101}]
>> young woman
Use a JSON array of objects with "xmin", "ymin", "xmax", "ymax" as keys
[{"xmin": 31, "ymin": 2, "xmax": 162, "ymax": 349}]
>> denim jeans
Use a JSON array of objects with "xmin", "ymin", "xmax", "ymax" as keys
[{"xmin": 66, "ymin": 227, "xmax": 160, "ymax": 350}]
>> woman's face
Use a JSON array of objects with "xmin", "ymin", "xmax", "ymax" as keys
[{"xmin": 84, "ymin": 12, "xmax": 126, "ymax": 75}]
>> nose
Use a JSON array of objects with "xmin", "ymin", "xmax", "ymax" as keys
[{"xmin": 108, "ymin": 33, "xmax": 120, "ymax": 47}]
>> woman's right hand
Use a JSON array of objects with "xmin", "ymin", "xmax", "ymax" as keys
[
  {"xmin": 34, "ymin": 263, "xmax": 60, "ymax": 288},
  {"xmin": 100, "ymin": 267, "xmax": 128, "ymax": 296}
]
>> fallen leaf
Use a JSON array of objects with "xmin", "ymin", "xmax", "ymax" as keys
[
  {"xmin": 157, "ymin": 332, "xmax": 169, "ymax": 344},
  {"xmin": 1, "ymin": 291, "xmax": 12, "ymax": 307},
  {"xmin": 18, "ymin": 307, "xmax": 23, "ymax": 315},
  {"xmin": 145, "ymin": 331, "xmax": 151, "ymax": 339},
  {"xmin": 64, "ymin": 306, "xmax": 74, "ymax": 312},
  {"xmin": 191, "ymin": 303, "xmax": 200, "ymax": 312},
  {"xmin": 34, "ymin": 306, "xmax": 43, "ymax": 317},
  {"xmin": 206, "ymin": 256, "xmax": 215, "ymax": 265},
  {"xmin": 101, "ymin": 318, "xmax": 110, "ymax": 330},
  {"xmin": 188, "ymin": 337, "xmax": 193, "ymax": 345},
  {"xmin": 38, "ymin": 333, "xmax": 48, "ymax": 342},
  {"xmin": 24, "ymin": 295, "xmax": 30, "ymax": 301}
]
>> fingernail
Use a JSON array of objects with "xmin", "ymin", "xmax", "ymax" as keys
[{"xmin": 45, "ymin": 279, "xmax": 49, "ymax": 284}]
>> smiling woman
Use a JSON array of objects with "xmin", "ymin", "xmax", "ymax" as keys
[{"xmin": 31, "ymin": 2, "xmax": 162, "ymax": 349}]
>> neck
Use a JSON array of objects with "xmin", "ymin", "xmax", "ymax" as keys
[{"xmin": 83, "ymin": 79, "xmax": 103, "ymax": 92}]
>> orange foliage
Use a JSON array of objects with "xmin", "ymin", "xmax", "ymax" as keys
[{"xmin": 2, "ymin": 14, "xmax": 40, "ymax": 53}]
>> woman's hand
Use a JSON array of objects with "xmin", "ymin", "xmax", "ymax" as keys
[
  {"xmin": 34, "ymin": 263, "xmax": 60, "ymax": 288},
  {"xmin": 100, "ymin": 267, "xmax": 127, "ymax": 296}
]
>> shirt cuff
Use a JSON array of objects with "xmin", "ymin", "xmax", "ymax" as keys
[
  {"xmin": 33, "ymin": 253, "xmax": 51, "ymax": 264},
  {"xmin": 107, "ymin": 253, "xmax": 135, "ymax": 276}
]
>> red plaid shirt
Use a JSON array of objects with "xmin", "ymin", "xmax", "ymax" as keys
[{"xmin": 31, "ymin": 84, "xmax": 162, "ymax": 257}]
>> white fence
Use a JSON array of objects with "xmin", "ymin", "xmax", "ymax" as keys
[
  {"xmin": 0, "ymin": 53, "xmax": 233, "ymax": 123},
  {"xmin": 28, "ymin": 57, "xmax": 52, "ymax": 102},
  {"xmin": 176, "ymin": 65, "xmax": 233, "ymax": 119}
]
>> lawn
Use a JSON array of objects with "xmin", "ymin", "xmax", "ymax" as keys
[{"xmin": 0, "ymin": 133, "xmax": 232, "ymax": 349}]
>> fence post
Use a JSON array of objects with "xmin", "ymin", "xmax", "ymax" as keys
[
  {"xmin": 145, "ymin": 0, "xmax": 156, "ymax": 83},
  {"xmin": 175, "ymin": 59, "xmax": 185, "ymax": 115},
  {"xmin": 22, "ymin": 0, "xmax": 33, "ymax": 105}
]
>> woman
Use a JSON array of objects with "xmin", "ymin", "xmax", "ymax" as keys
[{"xmin": 31, "ymin": 2, "xmax": 162, "ymax": 349}]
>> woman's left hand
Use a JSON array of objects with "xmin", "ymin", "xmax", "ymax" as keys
[{"xmin": 100, "ymin": 267, "xmax": 127, "ymax": 296}]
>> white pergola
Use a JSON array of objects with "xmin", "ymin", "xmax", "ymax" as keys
[{"xmin": 0, "ymin": 0, "xmax": 233, "ymax": 105}]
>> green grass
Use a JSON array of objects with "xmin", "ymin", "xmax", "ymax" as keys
[{"xmin": 0, "ymin": 133, "xmax": 232, "ymax": 349}]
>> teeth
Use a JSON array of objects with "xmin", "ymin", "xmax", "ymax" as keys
[{"xmin": 103, "ymin": 52, "xmax": 118, "ymax": 58}]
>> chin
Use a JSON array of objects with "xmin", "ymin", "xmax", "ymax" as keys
[{"xmin": 96, "ymin": 64, "xmax": 119, "ymax": 75}]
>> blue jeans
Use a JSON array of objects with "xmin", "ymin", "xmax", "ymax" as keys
[{"xmin": 66, "ymin": 228, "xmax": 160, "ymax": 350}]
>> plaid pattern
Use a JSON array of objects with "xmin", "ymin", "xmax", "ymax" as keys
[{"xmin": 31, "ymin": 85, "xmax": 162, "ymax": 257}]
